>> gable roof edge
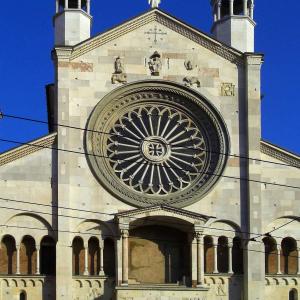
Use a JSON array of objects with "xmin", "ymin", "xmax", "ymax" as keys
[
  {"xmin": 0, "ymin": 133, "xmax": 57, "ymax": 167},
  {"xmin": 260, "ymin": 140, "xmax": 300, "ymax": 168},
  {"xmin": 68, "ymin": 9, "xmax": 244, "ymax": 65}
]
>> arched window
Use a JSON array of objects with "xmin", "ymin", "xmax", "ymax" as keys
[
  {"xmin": 72, "ymin": 237, "xmax": 84, "ymax": 275},
  {"xmin": 20, "ymin": 291, "xmax": 26, "ymax": 300},
  {"xmin": 104, "ymin": 238, "xmax": 116, "ymax": 277},
  {"xmin": 263, "ymin": 237, "xmax": 277, "ymax": 274},
  {"xmin": 289, "ymin": 289, "xmax": 298, "ymax": 300},
  {"xmin": 204, "ymin": 236, "xmax": 214, "ymax": 273},
  {"xmin": 233, "ymin": 0, "xmax": 244, "ymax": 15},
  {"xmin": 20, "ymin": 236, "xmax": 36, "ymax": 275},
  {"xmin": 217, "ymin": 236, "xmax": 229, "ymax": 273},
  {"xmin": 0, "ymin": 235, "xmax": 17, "ymax": 274},
  {"xmin": 88, "ymin": 237, "xmax": 100, "ymax": 276},
  {"xmin": 221, "ymin": 0, "xmax": 230, "ymax": 18},
  {"xmin": 41, "ymin": 236, "xmax": 56, "ymax": 275},
  {"xmin": 232, "ymin": 237, "xmax": 243, "ymax": 274},
  {"xmin": 281, "ymin": 238, "xmax": 297, "ymax": 275}
]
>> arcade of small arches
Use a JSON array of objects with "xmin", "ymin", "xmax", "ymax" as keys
[
  {"xmin": 0, "ymin": 235, "xmax": 55, "ymax": 276},
  {"xmin": 212, "ymin": 0, "xmax": 255, "ymax": 21},
  {"xmin": 0, "ymin": 212, "xmax": 299, "ymax": 288}
]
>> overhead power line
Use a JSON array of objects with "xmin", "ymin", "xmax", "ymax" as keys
[
  {"xmin": 1, "ymin": 137, "xmax": 300, "ymax": 190},
  {"xmin": 1, "ymin": 112, "xmax": 299, "ymax": 169},
  {"xmin": 1, "ymin": 223, "xmax": 300, "ymax": 260},
  {"xmin": 0, "ymin": 195, "xmax": 299, "ymax": 248}
]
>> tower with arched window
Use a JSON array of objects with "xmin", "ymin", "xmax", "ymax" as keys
[
  {"xmin": 0, "ymin": 0, "xmax": 299, "ymax": 300},
  {"xmin": 211, "ymin": 0, "xmax": 255, "ymax": 52}
]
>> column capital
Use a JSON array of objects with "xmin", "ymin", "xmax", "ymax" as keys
[{"xmin": 121, "ymin": 229, "xmax": 129, "ymax": 238}]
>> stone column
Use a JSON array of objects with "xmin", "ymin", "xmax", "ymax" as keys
[
  {"xmin": 16, "ymin": 245, "xmax": 21, "ymax": 275},
  {"xmin": 276, "ymin": 245, "xmax": 282, "ymax": 275},
  {"xmin": 121, "ymin": 230, "xmax": 129, "ymax": 285},
  {"xmin": 228, "ymin": 242, "xmax": 233, "ymax": 274},
  {"xmin": 83, "ymin": 244, "xmax": 89, "ymax": 276},
  {"xmin": 243, "ymin": 0, "xmax": 248, "ymax": 16},
  {"xmin": 36, "ymin": 246, "xmax": 41, "ymax": 275},
  {"xmin": 229, "ymin": 0, "xmax": 234, "ymax": 15},
  {"xmin": 190, "ymin": 233, "xmax": 197, "ymax": 286},
  {"xmin": 56, "ymin": 0, "xmax": 59, "ymax": 13},
  {"xmin": 213, "ymin": 242, "xmax": 218, "ymax": 274},
  {"xmin": 99, "ymin": 242, "xmax": 105, "ymax": 276},
  {"xmin": 217, "ymin": 1, "xmax": 221, "ymax": 20},
  {"xmin": 196, "ymin": 233, "xmax": 204, "ymax": 286},
  {"xmin": 87, "ymin": 0, "xmax": 91, "ymax": 14},
  {"xmin": 250, "ymin": 3, "xmax": 254, "ymax": 19}
]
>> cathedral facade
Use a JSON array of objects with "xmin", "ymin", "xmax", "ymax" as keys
[{"xmin": 0, "ymin": 1, "xmax": 299, "ymax": 300}]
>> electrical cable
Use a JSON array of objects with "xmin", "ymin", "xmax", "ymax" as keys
[
  {"xmin": 1, "ymin": 137, "xmax": 300, "ymax": 191},
  {"xmin": 1, "ymin": 112, "xmax": 299, "ymax": 169}
]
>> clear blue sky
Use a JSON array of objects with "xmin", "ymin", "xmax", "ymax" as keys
[{"xmin": 0, "ymin": 1, "xmax": 299, "ymax": 154}]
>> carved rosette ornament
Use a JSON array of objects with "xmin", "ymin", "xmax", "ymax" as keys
[{"xmin": 86, "ymin": 81, "xmax": 230, "ymax": 208}]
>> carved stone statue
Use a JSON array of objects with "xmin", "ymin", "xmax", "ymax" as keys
[
  {"xmin": 112, "ymin": 56, "xmax": 127, "ymax": 84},
  {"xmin": 183, "ymin": 76, "xmax": 201, "ymax": 88},
  {"xmin": 148, "ymin": 51, "xmax": 162, "ymax": 76},
  {"xmin": 149, "ymin": 0, "xmax": 161, "ymax": 8},
  {"xmin": 184, "ymin": 60, "xmax": 194, "ymax": 71}
]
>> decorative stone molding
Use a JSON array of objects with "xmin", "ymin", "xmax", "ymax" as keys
[
  {"xmin": 261, "ymin": 140, "xmax": 300, "ymax": 168},
  {"xmin": 86, "ymin": 80, "xmax": 230, "ymax": 208},
  {"xmin": 68, "ymin": 10, "xmax": 243, "ymax": 65},
  {"xmin": 0, "ymin": 133, "xmax": 57, "ymax": 167},
  {"xmin": 221, "ymin": 83, "xmax": 235, "ymax": 96}
]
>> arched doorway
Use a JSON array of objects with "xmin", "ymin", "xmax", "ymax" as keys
[
  {"xmin": 72, "ymin": 237, "xmax": 85, "ymax": 275},
  {"xmin": 129, "ymin": 225, "xmax": 189, "ymax": 284},
  {"xmin": 281, "ymin": 238, "xmax": 297, "ymax": 275},
  {"xmin": 0, "ymin": 235, "xmax": 17, "ymax": 274},
  {"xmin": 20, "ymin": 236, "xmax": 36, "ymax": 275},
  {"xmin": 263, "ymin": 237, "xmax": 277, "ymax": 274},
  {"xmin": 41, "ymin": 236, "xmax": 56, "ymax": 275},
  {"xmin": 20, "ymin": 291, "xmax": 26, "ymax": 300},
  {"xmin": 289, "ymin": 289, "xmax": 298, "ymax": 300},
  {"xmin": 104, "ymin": 238, "xmax": 115, "ymax": 277},
  {"xmin": 204, "ymin": 236, "xmax": 214, "ymax": 274},
  {"xmin": 217, "ymin": 236, "xmax": 229, "ymax": 273}
]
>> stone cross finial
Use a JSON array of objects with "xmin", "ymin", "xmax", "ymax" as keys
[{"xmin": 149, "ymin": 0, "xmax": 161, "ymax": 8}]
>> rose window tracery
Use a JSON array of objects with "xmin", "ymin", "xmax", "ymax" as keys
[
  {"xmin": 86, "ymin": 81, "xmax": 229, "ymax": 208},
  {"xmin": 107, "ymin": 106, "xmax": 207, "ymax": 195}
]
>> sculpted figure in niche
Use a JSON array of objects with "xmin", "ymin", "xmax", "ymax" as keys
[
  {"xmin": 149, "ymin": 0, "xmax": 161, "ymax": 8},
  {"xmin": 183, "ymin": 76, "xmax": 201, "ymax": 88},
  {"xmin": 112, "ymin": 56, "xmax": 127, "ymax": 84},
  {"xmin": 184, "ymin": 59, "xmax": 194, "ymax": 71},
  {"xmin": 149, "ymin": 51, "xmax": 162, "ymax": 76}
]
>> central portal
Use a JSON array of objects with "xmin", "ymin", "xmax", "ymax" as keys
[{"xmin": 128, "ymin": 225, "xmax": 189, "ymax": 284}]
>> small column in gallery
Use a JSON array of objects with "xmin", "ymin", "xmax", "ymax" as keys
[
  {"xmin": 213, "ymin": 240, "xmax": 218, "ymax": 274},
  {"xmin": 276, "ymin": 245, "xmax": 282, "ymax": 275},
  {"xmin": 228, "ymin": 241, "xmax": 233, "ymax": 274},
  {"xmin": 36, "ymin": 246, "xmax": 41, "ymax": 275},
  {"xmin": 121, "ymin": 229, "xmax": 129, "ymax": 285},
  {"xmin": 99, "ymin": 240, "xmax": 105, "ymax": 276},
  {"xmin": 83, "ymin": 242, "xmax": 89, "ymax": 276}
]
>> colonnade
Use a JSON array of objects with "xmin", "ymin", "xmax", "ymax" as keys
[
  {"xmin": 55, "ymin": 0, "xmax": 91, "ymax": 14},
  {"xmin": 213, "ymin": 0, "xmax": 254, "ymax": 22},
  {"xmin": 0, "ymin": 235, "xmax": 55, "ymax": 276}
]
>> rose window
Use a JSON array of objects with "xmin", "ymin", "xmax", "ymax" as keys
[
  {"xmin": 86, "ymin": 81, "xmax": 229, "ymax": 208},
  {"xmin": 107, "ymin": 106, "xmax": 207, "ymax": 195}
]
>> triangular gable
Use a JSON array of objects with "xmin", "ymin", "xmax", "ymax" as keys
[
  {"xmin": 115, "ymin": 204, "xmax": 213, "ymax": 226},
  {"xmin": 0, "ymin": 133, "xmax": 57, "ymax": 167},
  {"xmin": 260, "ymin": 140, "xmax": 300, "ymax": 168},
  {"xmin": 67, "ymin": 9, "xmax": 244, "ymax": 65}
]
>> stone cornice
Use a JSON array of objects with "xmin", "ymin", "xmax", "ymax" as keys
[
  {"xmin": 61, "ymin": 9, "xmax": 244, "ymax": 65},
  {"xmin": 261, "ymin": 140, "xmax": 300, "ymax": 168},
  {"xmin": 0, "ymin": 133, "xmax": 57, "ymax": 167},
  {"xmin": 115, "ymin": 204, "xmax": 213, "ymax": 222}
]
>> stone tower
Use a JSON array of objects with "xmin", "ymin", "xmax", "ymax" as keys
[
  {"xmin": 54, "ymin": 0, "xmax": 92, "ymax": 46},
  {"xmin": 211, "ymin": 0, "xmax": 255, "ymax": 52}
]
